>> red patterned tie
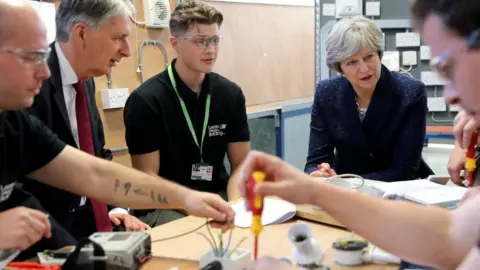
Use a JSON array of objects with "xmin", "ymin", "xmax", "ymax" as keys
[{"xmin": 73, "ymin": 81, "xmax": 112, "ymax": 232}]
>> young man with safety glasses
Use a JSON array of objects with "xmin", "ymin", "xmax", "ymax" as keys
[{"xmin": 123, "ymin": 0, "xmax": 250, "ymax": 227}]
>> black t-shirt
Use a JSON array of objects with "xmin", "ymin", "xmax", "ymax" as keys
[
  {"xmin": 124, "ymin": 59, "xmax": 250, "ymax": 195},
  {"xmin": 0, "ymin": 110, "xmax": 66, "ymax": 210}
]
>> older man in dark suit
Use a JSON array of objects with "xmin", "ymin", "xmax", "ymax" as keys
[{"xmin": 21, "ymin": 0, "xmax": 149, "ymax": 240}]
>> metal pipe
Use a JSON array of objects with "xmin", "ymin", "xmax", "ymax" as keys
[
  {"xmin": 106, "ymin": 73, "xmax": 113, "ymax": 89},
  {"xmin": 110, "ymin": 147, "xmax": 129, "ymax": 153},
  {"xmin": 137, "ymin": 40, "xmax": 169, "ymax": 83}
]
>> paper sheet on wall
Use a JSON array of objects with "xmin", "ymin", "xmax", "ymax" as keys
[{"xmin": 232, "ymin": 198, "xmax": 296, "ymax": 228}]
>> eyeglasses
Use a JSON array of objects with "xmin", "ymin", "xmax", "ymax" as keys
[
  {"xmin": 176, "ymin": 35, "xmax": 222, "ymax": 49},
  {"xmin": 0, "ymin": 47, "xmax": 51, "ymax": 65},
  {"xmin": 430, "ymin": 29, "xmax": 480, "ymax": 82}
]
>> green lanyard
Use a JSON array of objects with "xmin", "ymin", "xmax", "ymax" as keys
[{"xmin": 168, "ymin": 64, "xmax": 211, "ymax": 162}]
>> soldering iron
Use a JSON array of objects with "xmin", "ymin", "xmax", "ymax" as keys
[
  {"xmin": 465, "ymin": 132, "xmax": 478, "ymax": 187},
  {"xmin": 247, "ymin": 171, "xmax": 266, "ymax": 260}
]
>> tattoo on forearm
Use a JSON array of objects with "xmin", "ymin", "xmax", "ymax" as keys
[
  {"xmin": 114, "ymin": 179, "xmax": 120, "ymax": 193},
  {"xmin": 115, "ymin": 180, "xmax": 167, "ymax": 205},
  {"xmin": 124, "ymin": 183, "xmax": 132, "ymax": 196},
  {"xmin": 157, "ymin": 193, "xmax": 169, "ymax": 205},
  {"xmin": 134, "ymin": 189, "xmax": 148, "ymax": 196}
]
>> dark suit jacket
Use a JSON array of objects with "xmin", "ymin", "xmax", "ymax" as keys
[
  {"xmin": 305, "ymin": 65, "xmax": 433, "ymax": 181},
  {"xmin": 20, "ymin": 43, "xmax": 113, "ymax": 233}
]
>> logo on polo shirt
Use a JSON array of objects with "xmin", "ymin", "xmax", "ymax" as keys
[
  {"xmin": 208, "ymin": 124, "xmax": 227, "ymax": 137},
  {"xmin": 0, "ymin": 182, "xmax": 15, "ymax": 203}
]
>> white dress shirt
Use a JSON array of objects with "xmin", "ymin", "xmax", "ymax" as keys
[{"xmin": 54, "ymin": 43, "xmax": 127, "ymax": 215}]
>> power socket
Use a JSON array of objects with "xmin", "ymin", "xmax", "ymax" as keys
[
  {"xmin": 449, "ymin": 104, "xmax": 460, "ymax": 112},
  {"xmin": 395, "ymin": 32, "xmax": 421, "ymax": 48},
  {"xmin": 100, "ymin": 88, "xmax": 130, "ymax": 109},
  {"xmin": 335, "ymin": 0, "xmax": 363, "ymax": 18},
  {"xmin": 427, "ymin": 97, "xmax": 446, "ymax": 112},
  {"xmin": 322, "ymin": 3, "xmax": 336, "ymax": 16},
  {"xmin": 381, "ymin": 51, "xmax": 400, "ymax": 72},
  {"xmin": 421, "ymin": 71, "xmax": 445, "ymax": 86},
  {"xmin": 420, "ymin": 45, "xmax": 431, "ymax": 61},
  {"xmin": 402, "ymin": 51, "xmax": 417, "ymax": 66},
  {"xmin": 365, "ymin": 2, "xmax": 380, "ymax": 16}
]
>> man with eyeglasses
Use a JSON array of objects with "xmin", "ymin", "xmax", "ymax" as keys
[
  {"xmin": 123, "ymin": 0, "xmax": 250, "ymax": 227},
  {"xmin": 242, "ymin": 0, "xmax": 480, "ymax": 269},
  {"xmin": 17, "ymin": 0, "xmax": 152, "ymax": 242},
  {"xmin": 0, "ymin": 0, "xmax": 234, "ymax": 261}
]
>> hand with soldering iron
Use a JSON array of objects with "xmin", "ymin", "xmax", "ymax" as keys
[{"xmin": 449, "ymin": 109, "xmax": 480, "ymax": 186}]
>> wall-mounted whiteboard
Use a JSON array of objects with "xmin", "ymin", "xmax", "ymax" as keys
[
  {"xmin": 206, "ymin": 0, "xmax": 313, "ymax": 7},
  {"xmin": 30, "ymin": 1, "xmax": 56, "ymax": 44}
]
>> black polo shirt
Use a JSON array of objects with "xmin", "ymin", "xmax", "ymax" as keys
[
  {"xmin": 0, "ymin": 110, "xmax": 66, "ymax": 210},
  {"xmin": 124, "ymin": 59, "xmax": 250, "ymax": 195}
]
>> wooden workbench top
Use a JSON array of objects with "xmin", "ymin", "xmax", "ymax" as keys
[{"xmin": 141, "ymin": 215, "xmax": 397, "ymax": 269}]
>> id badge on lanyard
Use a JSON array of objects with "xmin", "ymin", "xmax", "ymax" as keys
[{"xmin": 168, "ymin": 64, "xmax": 213, "ymax": 181}]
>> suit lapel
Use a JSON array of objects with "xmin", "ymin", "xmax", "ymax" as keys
[
  {"xmin": 48, "ymin": 44, "xmax": 74, "ymax": 135},
  {"xmin": 361, "ymin": 66, "xmax": 397, "ymax": 140}
]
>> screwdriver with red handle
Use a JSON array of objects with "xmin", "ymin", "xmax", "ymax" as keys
[
  {"xmin": 464, "ymin": 132, "xmax": 478, "ymax": 187},
  {"xmin": 247, "ymin": 171, "xmax": 266, "ymax": 260}
]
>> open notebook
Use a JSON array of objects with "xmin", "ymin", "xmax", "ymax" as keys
[
  {"xmin": 317, "ymin": 177, "xmax": 467, "ymax": 209},
  {"xmin": 232, "ymin": 198, "xmax": 297, "ymax": 228},
  {"xmin": 364, "ymin": 179, "xmax": 467, "ymax": 209}
]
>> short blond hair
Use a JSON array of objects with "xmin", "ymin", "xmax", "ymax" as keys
[
  {"xmin": 326, "ymin": 16, "xmax": 383, "ymax": 73},
  {"xmin": 169, "ymin": 0, "xmax": 223, "ymax": 36}
]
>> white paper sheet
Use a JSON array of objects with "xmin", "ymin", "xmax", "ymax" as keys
[{"xmin": 232, "ymin": 198, "xmax": 296, "ymax": 228}]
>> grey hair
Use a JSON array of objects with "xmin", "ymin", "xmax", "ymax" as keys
[
  {"xmin": 325, "ymin": 16, "xmax": 383, "ymax": 73},
  {"xmin": 56, "ymin": 0, "xmax": 136, "ymax": 42}
]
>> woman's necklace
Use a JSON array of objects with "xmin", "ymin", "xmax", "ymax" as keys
[{"xmin": 355, "ymin": 96, "xmax": 368, "ymax": 122}]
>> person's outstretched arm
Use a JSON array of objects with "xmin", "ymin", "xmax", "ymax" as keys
[
  {"xmin": 238, "ymin": 151, "xmax": 480, "ymax": 270},
  {"xmin": 27, "ymin": 145, "xmax": 234, "ymax": 223}
]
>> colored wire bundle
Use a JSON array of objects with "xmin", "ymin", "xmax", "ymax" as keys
[{"xmin": 151, "ymin": 219, "xmax": 247, "ymax": 258}]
